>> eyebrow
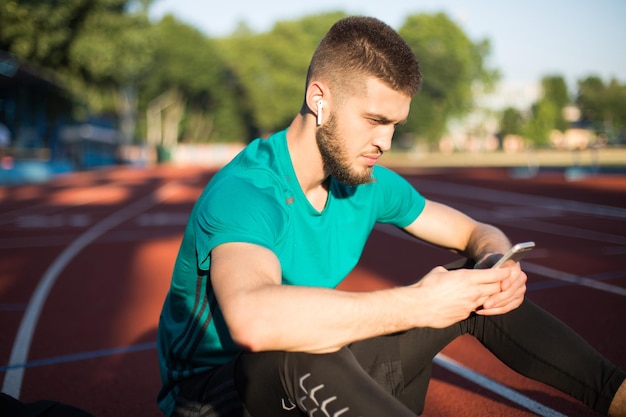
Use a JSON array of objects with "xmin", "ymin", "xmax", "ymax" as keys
[{"xmin": 365, "ymin": 113, "xmax": 408, "ymax": 125}]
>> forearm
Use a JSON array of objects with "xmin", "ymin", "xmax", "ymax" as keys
[
  {"xmin": 465, "ymin": 222, "xmax": 512, "ymax": 262},
  {"xmin": 403, "ymin": 201, "xmax": 512, "ymax": 262},
  {"xmin": 211, "ymin": 241, "xmax": 510, "ymax": 354},
  {"xmin": 212, "ymin": 242, "xmax": 419, "ymax": 353},
  {"xmin": 223, "ymin": 266, "xmax": 510, "ymax": 354},
  {"xmin": 227, "ymin": 283, "xmax": 415, "ymax": 354}
]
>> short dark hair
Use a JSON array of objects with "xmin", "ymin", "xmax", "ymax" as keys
[{"xmin": 307, "ymin": 16, "xmax": 421, "ymax": 98}]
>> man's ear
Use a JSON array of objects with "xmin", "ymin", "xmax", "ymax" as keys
[{"xmin": 305, "ymin": 81, "xmax": 329, "ymax": 124}]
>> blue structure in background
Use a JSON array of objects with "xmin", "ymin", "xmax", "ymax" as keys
[{"xmin": 0, "ymin": 51, "xmax": 122, "ymax": 185}]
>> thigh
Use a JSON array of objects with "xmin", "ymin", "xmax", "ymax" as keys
[
  {"xmin": 348, "ymin": 326, "xmax": 464, "ymax": 414},
  {"xmin": 172, "ymin": 325, "xmax": 462, "ymax": 417},
  {"xmin": 233, "ymin": 351, "xmax": 302, "ymax": 417},
  {"xmin": 235, "ymin": 348, "xmax": 417, "ymax": 417},
  {"xmin": 172, "ymin": 359, "xmax": 250, "ymax": 417}
]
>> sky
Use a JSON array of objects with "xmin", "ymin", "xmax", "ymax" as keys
[{"xmin": 149, "ymin": 0, "xmax": 626, "ymax": 109}]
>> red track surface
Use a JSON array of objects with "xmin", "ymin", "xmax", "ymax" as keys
[{"xmin": 1, "ymin": 164, "xmax": 625, "ymax": 416}]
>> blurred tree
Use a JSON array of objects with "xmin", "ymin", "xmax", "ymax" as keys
[
  {"xmin": 576, "ymin": 76, "xmax": 626, "ymax": 143},
  {"xmin": 576, "ymin": 76, "xmax": 605, "ymax": 126},
  {"xmin": 219, "ymin": 12, "xmax": 346, "ymax": 136},
  {"xmin": 499, "ymin": 107, "xmax": 525, "ymax": 137},
  {"xmin": 603, "ymin": 80, "xmax": 626, "ymax": 142},
  {"xmin": 398, "ymin": 13, "xmax": 499, "ymax": 147},
  {"xmin": 524, "ymin": 100, "xmax": 558, "ymax": 146},
  {"xmin": 138, "ymin": 14, "xmax": 247, "ymax": 144},
  {"xmin": 542, "ymin": 75, "xmax": 569, "ymax": 110},
  {"xmin": 1, "ymin": 0, "xmax": 92, "ymax": 69},
  {"xmin": 540, "ymin": 75, "xmax": 568, "ymax": 132},
  {"xmin": 0, "ymin": 0, "xmax": 156, "ymax": 140},
  {"xmin": 521, "ymin": 75, "xmax": 569, "ymax": 147}
]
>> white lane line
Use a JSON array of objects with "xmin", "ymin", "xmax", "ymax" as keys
[
  {"xmin": 413, "ymin": 179, "xmax": 626, "ymax": 220},
  {"xmin": 434, "ymin": 354, "xmax": 567, "ymax": 417},
  {"xmin": 522, "ymin": 262, "xmax": 626, "ymax": 296},
  {"xmin": 374, "ymin": 223, "xmax": 626, "ymax": 297},
  {"xmin": 446, "ymin": 203, "xmax": 626, "ymax": 246},
  {"xmin": 2, "ymin": 182, "xmax": 181, "ymax": 399}
]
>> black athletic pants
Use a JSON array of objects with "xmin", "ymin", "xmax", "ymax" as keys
[{"xmin": 171, "ymin": 299, "xmax": 626, "ymax": 416}]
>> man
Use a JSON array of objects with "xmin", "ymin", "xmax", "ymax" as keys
[{"xmin": 157, "ymin": 16, "xmax": 626, "ymax": 417}]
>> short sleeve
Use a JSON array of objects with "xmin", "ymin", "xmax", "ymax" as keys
[
  {"xmin": 195, "ymin": 172, "xmax": 288, "ymax": 270},
  {"xmin": 373, "ymin": 166, "xmax": 426, "ymax": 227}
]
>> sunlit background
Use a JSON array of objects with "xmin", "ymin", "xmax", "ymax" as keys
[
  {"xmin": 150, "ymin": 0, "xmax": 626, "ymax": 93},
  {"xmin": 1, "ymin": 4, "xmax": 625, "ymax": 415},
  {"xmin": 1, "ymin": 0, "xmax": 625, "ymax": 184}
]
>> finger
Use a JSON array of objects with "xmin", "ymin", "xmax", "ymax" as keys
[
  {"xmin": 471, "ymin": 287, "xmax": 499, "ymax": 312},
  {"xmin": 500, "ymin": 266, "xmax": 524, "ymax": 290},
  {"xmin": 464, "ymin": 268, "xmax": 508, "ymax": 286},
  {"xmin": 495, "ymin": 275, "xmax": 516, "ymax": 294},
  {"xmin": 481, "ymin": 281, "xmax": 503, "ymax": 295},
  {"xmin": 501, "ymin": 271, "xmax": 527, "ymax": 294},
  {"xmin": 476, "ymin": 305, "xmax": 515, "ymax": 316},
  {"xmin": 479, "ymin": 291, "xmax": 525, "ymax": 314},
  {"xmin": 482, "ymin": 286, "xmax": 525, "ymax": 310},
  {"xmin": 482, "ymin": 292, "xmax": 508, "ymax": 310},
  {"xmin": 500, "ymin": 276, "xmax": 512, "ymax": 291},
  {"xmin": 483, "ymin": 281, "xmax": 523, "ymax": 306},
  {"xmin": 478, "ymin": 296, "xmax": 524, "ymax": 315}
]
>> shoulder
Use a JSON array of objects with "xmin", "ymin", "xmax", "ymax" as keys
[
  {"xmin": 204, "ymin": 167, "xmax": 289, "ymax": 219},
  {"xmin": 196, "ymin": 135, "xmax": 292, "ymax": 236},
  {"xmin": 368, "ymin": 165, "xmax": 426, "ymax": 226}
]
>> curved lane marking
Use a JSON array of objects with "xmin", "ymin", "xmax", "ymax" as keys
[{"xmin": 2, "ymin": 182, "xmax": 181, "ymax": 398}]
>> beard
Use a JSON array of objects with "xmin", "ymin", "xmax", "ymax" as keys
[{"xmin": 316, "ymin": 112, "xmax": 374, "ymax": 186}]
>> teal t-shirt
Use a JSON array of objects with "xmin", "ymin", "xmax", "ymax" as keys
[{"xmin": 157, "ymin": 129, "xmax": 426, "ymax": 414}]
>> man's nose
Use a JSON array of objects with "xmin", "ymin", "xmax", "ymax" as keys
[{"xmin": 372, "ymin": 129, "xmax": 393, "ymax": 152}]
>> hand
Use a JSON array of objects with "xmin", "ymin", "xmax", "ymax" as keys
[
  {"xmin": 477, "ymin": 261, "xmax": 527, "ymax": 315},
  {"xmin": 410, "ymin": 266, "xmax": 509, "ymax": 328}
]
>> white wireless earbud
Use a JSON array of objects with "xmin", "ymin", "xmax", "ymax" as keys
[{"xmin": 316, "ymin": 100, "xmax": 323, "ymax": 126}]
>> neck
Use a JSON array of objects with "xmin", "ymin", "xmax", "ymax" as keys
[{"xmin": 286, "ymin": 114, "xmax": 329, "ymax": 210}]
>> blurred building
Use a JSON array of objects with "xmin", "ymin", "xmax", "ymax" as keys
[
  {"xmin": 0, "ymin": 51, "xmax": 125, "ymax": 171},
  {"xmin": 0, "ymin": 51, "xmax": 73, "ymax": 160}
]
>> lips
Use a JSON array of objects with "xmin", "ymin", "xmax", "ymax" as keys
[{"xmin": 362, "ymin": 154, "xmax": 379, "ymax": 166}]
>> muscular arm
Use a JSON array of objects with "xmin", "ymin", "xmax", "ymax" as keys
[
  {"xmin": 403, "ymin": 199, "xmax": 527, "ymax": 315},
  {"xmin": 210, "ymin": 241, "xmax": 510, "ymax": 354},
  {"xmin": 403, "ymin": 200, "xmax": 512, "ymax": 260}
]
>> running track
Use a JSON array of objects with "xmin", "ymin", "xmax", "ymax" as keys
[{"xmin": 1, "ymin": 164, "xmax": 624, "ymax": 416}]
